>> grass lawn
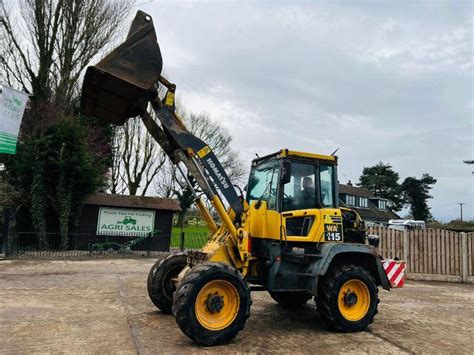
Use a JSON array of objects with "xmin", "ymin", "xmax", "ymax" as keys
[{"xmin": 171, "ymin": 226, "xmax": 210, "ymax": 249}]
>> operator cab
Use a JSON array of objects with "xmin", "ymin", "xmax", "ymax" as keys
[
  {"xmin": 246, "ymin": 149, "xmax": 338, "ymax": 212},
  {"xmin": 246, "ymin": 149, "xmax": 366, "ymax": 244}
]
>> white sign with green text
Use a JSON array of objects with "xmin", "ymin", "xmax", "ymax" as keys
[
  {"xmin": 0, "ymin": 84, "xmax": 29, "ymax": 154},
  {"xmin": 97, "ymin": 207, "xmax": 155, "ymax": 236}
]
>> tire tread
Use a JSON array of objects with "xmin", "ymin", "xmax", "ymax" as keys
[
  {"xmin": 316, "ymin": 263, "xmax": 379, "ymax": 332},
  {"xmin": 173, "ymin": 262, "xmax": 252, "ymax": 346},
  {"xmin": 147, "ymin": 252, "xmax": 187, "ymax": 313}
]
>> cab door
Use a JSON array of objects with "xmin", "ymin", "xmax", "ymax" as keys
[
  {"xmin": 280, "ymin": 160, "xmax": 340, "ymax": 243},
  {"xmin": 280, "ymin": 160, "xmax": 321, "ymax": 242}
]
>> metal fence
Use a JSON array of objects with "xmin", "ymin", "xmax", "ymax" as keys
[
  {"xmin": 7, "ymin": 224, "xmax": 472, "ymax": 284},
  {"xmin": 368, "ymin": 226, "xmax": 474, "ymax": 283},
  {"xmin": 171, "ymin": 231, "xmax": 209, "ymax": 250},
  {"xmin": 1, "ymin": 230, "xmax": 209, "ymax": 259}
]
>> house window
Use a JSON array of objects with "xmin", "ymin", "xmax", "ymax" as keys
[
  {"xmin": 346, "ymin": 195, "xmax": 356, "ymax": 206},
  {"xmin": 358, "ymin": 197, "xmax": 368, "ymax": 208},
  {"xmin": 379, "ymin": 200, "xmax": 386, "ymax": 210}
]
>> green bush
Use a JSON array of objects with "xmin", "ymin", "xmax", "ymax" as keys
[{"xmin": 5, "ymin": 117, "xmax": 108, "ymax": 249}]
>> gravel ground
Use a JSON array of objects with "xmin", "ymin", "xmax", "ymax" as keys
[{"xmin": 0, "ymin": 258, "xmax": 473, "ymax": 354}]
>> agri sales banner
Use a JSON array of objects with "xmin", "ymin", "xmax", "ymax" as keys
[
  {"xmin": 97, "ymin": 207, "xmax": 156, "ymax": 236},
  {"xmin": 0, "ymin": 84, "xmax": 29, "ymax": 154}
]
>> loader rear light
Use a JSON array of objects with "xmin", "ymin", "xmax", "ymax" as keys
[{"xmin": 382, "ymin": 259, "xmax": 406, "ymax": 288}]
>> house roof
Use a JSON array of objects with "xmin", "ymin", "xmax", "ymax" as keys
[
  {"xmin": 338, "ymin": 183, "xmax": 374, "ymax": 198},
  {"xmin": 82, "ymin": 193, "xmax": 181, "ymax": 211},
  {"xmin": 339, "ymin": 183, "xmax": 399, "ymax": 222},
  {"xmin": 340, "ymin": 199, "xmax": 399, "ymax": 222}
]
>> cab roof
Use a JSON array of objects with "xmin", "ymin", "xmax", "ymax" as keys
[{"xmin": 252, "ymin": 149, "xmax": 337, "ymax": 165}]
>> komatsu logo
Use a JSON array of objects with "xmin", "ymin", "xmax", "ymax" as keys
[{"xmin": 206, "ymin": 157, "xmax": 230, "ymax": 189}]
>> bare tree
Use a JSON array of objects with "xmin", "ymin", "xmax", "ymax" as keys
[
  {"xmin": 0, "ymin": 0, "xmax": 132, "ymax": 105},
  {"xmin": 154, "ymin": 111, "xmax": 246, "ymax": 199},
  {"xmin": 186, "ymin": 112, "xmax": 246, "ymax": 183},
  {"xmin": 464, "ymin": 160, "xmax": 474, "ymax": 175},
  {"xmin": 111, "ymin": 116, "xmax": 166, "ymax": 196},
  {"xmin": 154, "ymin": 161, "xmax": 179, "ymax": 199},
  {"xmin": 108, "ymin": 91, "xmax": 247, "ymax": 200},
  {"xmin": 1, "ymin": 0, "xmax": 60, "ymax": 97},
  {"xmin": 153, "ymin": 109, "xmax": 246, "ymax": 226},
  {"xmin": 53, "ymin": 0, "xmax": 132, "ymax": 106},
  {"xmin": 110, "ymin": 126, "xmax": 126, "ymax": 194}
]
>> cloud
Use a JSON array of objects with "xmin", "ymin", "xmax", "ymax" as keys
[{"xmin": 142, "ymin": 0, "xmax": 473, "ymax": 221}]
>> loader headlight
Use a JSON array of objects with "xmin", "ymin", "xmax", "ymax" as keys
[{"xmin": 367, "ymin": 234, "xmax": 380, "ymax": 248}]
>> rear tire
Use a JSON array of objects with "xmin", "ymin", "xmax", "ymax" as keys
[
  {"xmin": 147, "ymin": 252, "xmax": 187, "ymax": 313},
  {"xmin": 173, "ymin": 262, "xmax": 252, "ymax": 346},
  {"xmin": 316, "ymin": 264, "xmax": 379, "ymax": 332},
  {"xmin": 269, "ymin": 291, "xmax": 311, "ymax": 308}
]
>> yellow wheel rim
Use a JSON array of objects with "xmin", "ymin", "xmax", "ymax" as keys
[
  {"xmin": 195, "ymin": 280, "xmax": 240, "ymax": 331},
  {"xmin": 337, "ymin": 279, "xmax": 370, "ymax": 321}
]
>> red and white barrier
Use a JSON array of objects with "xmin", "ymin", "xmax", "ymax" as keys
[{"xmin": 382, "ymin": 259, "xmax": 406, "ymax": 288}]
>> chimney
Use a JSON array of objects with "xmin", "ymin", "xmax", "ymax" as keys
[{"xmin": 347, "ymin": 180, "xmax": 353, "ymax": 186}]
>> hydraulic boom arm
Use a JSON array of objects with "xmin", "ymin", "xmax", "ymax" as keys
[
  {"xmin": 141, "ymin": 86, "xmax": 242, "ymax": 237},
  {"xmin": 81, "ymin": 10, "xmax": 243, "ymax": 237}
]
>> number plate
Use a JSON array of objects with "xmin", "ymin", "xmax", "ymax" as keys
[{"xmin": 324, "ymin": 224, "xmax": 343, "ymax": 241}]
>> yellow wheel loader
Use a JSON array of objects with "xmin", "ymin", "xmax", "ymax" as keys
[{"xmin": 81, "ymin": 11, "xmax": 403, "ymax": 346}]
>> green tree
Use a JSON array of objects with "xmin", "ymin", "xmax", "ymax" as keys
[
  {"xmin": 400, "ymin": 174, "xmax": 437, "ymax": 221},
  {"xmin": 5, "ymin": 118, "xmax": 107, "ymax": 248},
  {"xmin": 358, "ymin": 162, "xmax": 403, "ymax": 211},
  {"xmin": 0, "ymin": 0, "xmax": 129, "ymax": 247},
  {"xmin": 176, "ymin": 185, "xmax": 195, "ymax": 228}
]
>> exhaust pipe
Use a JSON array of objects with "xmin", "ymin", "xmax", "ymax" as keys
[{"xmin": 81, "ymin": 11, "xmax": 163, "ymax": 125}]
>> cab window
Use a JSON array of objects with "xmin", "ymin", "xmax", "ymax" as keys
[
  {"xmin": 282, "ymin": 162, "xmax": 317, "ymax": 211},
  {"xmin": 320, "ymin": 164, "xmax": 335, "ymax": 207},
  {"xmin": 247, "ymin": 159, "xmax": 279, "ymax": 210}
]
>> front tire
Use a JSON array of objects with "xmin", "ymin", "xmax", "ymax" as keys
[
  {"xmin": 316, "ymin": 264, "xmax": 379, "ymax": 332},
  {"xmin": 173, "ymin": 262, "xmax": 252, "ymax": 346},
  {"xmin": 147, "ymin": 252, "xmax": 188, "ymax": 313},
  {"xmin": 269, "ymin": 291, "xmax": 311, "ymax": 308}
]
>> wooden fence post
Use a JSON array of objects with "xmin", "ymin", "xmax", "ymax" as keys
[
  {"xmin": 461, "ymin": 232, "xmax": 468, "ymax": 283},
  {"xmin": 403, "ymin": 229, "xmax": 409, "ymax": 273}
]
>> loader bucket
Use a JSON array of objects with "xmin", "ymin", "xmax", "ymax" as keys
[{"xmin": 81, "ymin": 11, "xmax": 163, "ymax": 125}]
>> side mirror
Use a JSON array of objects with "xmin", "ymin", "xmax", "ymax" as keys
[{"xmin": 281, "ymin": 161, "xmax": 291, "ymax": 185}]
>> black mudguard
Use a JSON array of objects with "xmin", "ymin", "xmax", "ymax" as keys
[{"xmin": 309, "ymin": 243, "xmax": 391, "ymax": 292}]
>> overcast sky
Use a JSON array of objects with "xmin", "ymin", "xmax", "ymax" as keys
[{"xmin": 139, "ymin": 0, "xmax": 473, "ymax": 222}]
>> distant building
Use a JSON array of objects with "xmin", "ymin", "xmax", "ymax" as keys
[
  {"xmin": 339, "ymin": 181, "xmax": 399, "ymax": 226},
  {"xmin": 78, "ymin": 193, "xmax": 180, "ymax": 251}
]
